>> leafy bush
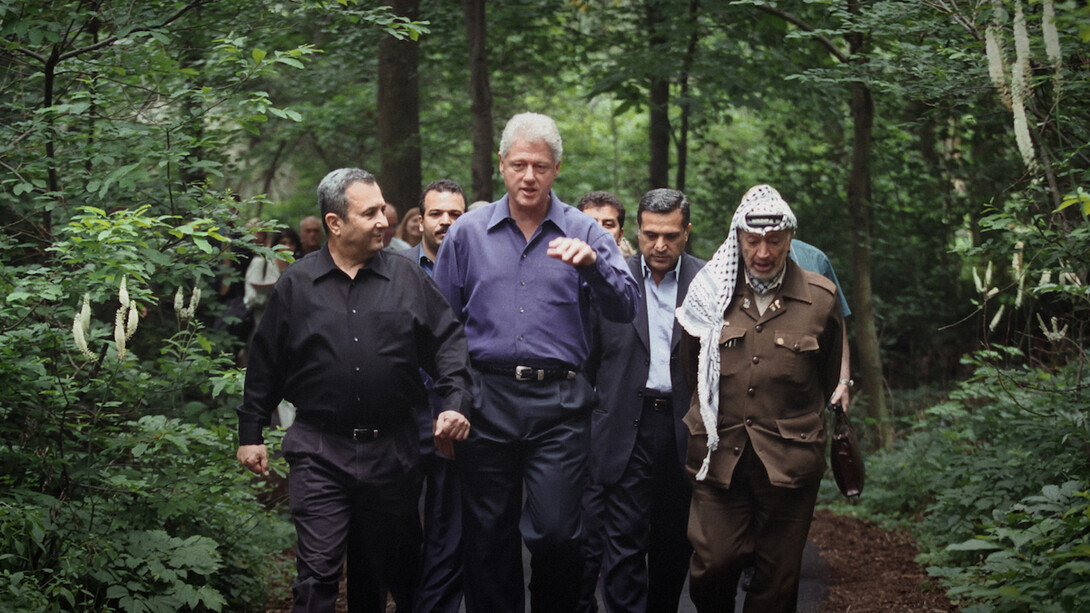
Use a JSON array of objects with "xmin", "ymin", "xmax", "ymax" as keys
[
  {"xmin": 0, "ymin": 206, "xmax": 293, "ymax": 612},
  {"xmin": 845, "ymin": 349, "xmax": 1090, "ymax": 611}
]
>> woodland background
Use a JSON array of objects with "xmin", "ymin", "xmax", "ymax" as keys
[{"xmin": 1, "ymin": 1, "xmax": 1088, "ymax": 611}]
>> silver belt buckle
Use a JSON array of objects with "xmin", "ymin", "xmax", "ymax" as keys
[
  {"xmin": 352, "ymin": 427, "xmax": 379, "ymax": 441},
  {"xmin": 514, "ymin": 365, "xmax": 535, "ymax": 381}
]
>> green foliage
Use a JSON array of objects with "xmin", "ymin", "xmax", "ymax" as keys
[
  {"xmin": 844, "ymin": 350, "xmax": 1090, "ymax": 610},
  {"xmin": 0, "ymin": 204, "xmax": 294, "ymax": 611},
  {"xmin": 940, "ymin": 481, "xmax": 1090, "ymax": 612}
]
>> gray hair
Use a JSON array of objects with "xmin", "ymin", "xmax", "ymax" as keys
[
  {"xmin": 498, "ymin": 113, "xmax": 562, "ymax": 163},
  {"xmin": 317, "ymin": 168, "xmax": 376, "ymax": 231},
  {"xmin": 637, "ymin": 188, "xmax": 690, "ymax": 227}
]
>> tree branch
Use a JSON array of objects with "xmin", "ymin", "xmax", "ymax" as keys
[
  {"xmin": 751, "ymin": 3, "xmax": 850, "ymax": 64},
  {"xmin": 58, "ymin": 0, "xmax": 212, "ymax": 62}
]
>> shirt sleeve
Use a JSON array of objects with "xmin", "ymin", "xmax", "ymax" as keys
[
  {"xmin": 432, "ymin": 226, "xmax": 465, "ymax": 322},
  {"xmin": 418, "ymin": 273, "xmax": 473, "ymax": 417},
  {"xmin": 579, "ymin": 225, "xmax": 640, "ymax": 324},
  {"xmin": 236, "ymin": 276, "xmax": 291, "ymax": 445}
]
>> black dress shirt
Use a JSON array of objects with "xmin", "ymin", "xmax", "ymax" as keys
[{"xmin": 237, "ymin": 246, "xmax": 471, "ymax": 446}]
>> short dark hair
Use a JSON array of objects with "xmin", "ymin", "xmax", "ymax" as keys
[
  {"xmin": 418, "ymin": 179, "xmax": 467, "ymax": 213},
  {"xmin": 637, "ymin": 188, "xmax": 689, "ymax": 227},
  {"xmin": 577, "ymin": 191, "xmax": 625, "ymax": 228},
  {"xmin": 317, "ymin": 168, "xmax": 377, "ymax": 231}
]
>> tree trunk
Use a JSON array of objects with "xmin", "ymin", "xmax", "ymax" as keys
[
  {"xmin": 647, "ymin": 1, "xmax": 670, "ymax": 189},
  {"xmin": 463, "ymin": 0, "xmax": 494, "ymax": 203},
  {"xmin": 675, "ymin": 0, "xmax": 700, "ymax": 192},
  {"xmin": 846, "ymin": 5, "xmax": 894, "ymax": 448},
  {"xmin": 378, "ymin": 0, "xmax": 422, "ymax": 214}
]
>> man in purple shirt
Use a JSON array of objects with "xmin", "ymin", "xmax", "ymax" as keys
[{"xmin": 433, "ymin": 113, "xmax": 639, "ymax": 612}]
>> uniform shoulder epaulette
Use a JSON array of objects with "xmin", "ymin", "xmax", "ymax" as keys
[{"xmin": 803, "ymin": 270, "xmax": 837, "ymax": 296}]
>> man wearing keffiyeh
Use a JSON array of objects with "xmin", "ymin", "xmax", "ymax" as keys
[{"xmin": 676, "ymin": 185, "xmax": 843, "ymax": 612}]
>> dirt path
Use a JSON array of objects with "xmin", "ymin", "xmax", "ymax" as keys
[
  {"xmin": 267, "ymin": 508, "xmax": 959, "ymax": 612},
  {"xmin": 808, "ymin": 508, "xmax": 958, "ymax": 612}
]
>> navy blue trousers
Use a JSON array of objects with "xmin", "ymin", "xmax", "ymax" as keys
[{"xmin": 460, "ymin": 371, "xmax": 593, "ymax": 613}]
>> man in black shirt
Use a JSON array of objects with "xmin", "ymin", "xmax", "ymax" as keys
[{"xmin": 236, "ymin": 167, "xmax": 472, "ymax": 613}]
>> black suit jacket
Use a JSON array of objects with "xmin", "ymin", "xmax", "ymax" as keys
[{"xmin": 587, "ymin": 252, "xmax": 705, "ymax": 486}]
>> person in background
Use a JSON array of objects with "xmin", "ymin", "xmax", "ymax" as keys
[
  {"xmin": 790, "ymin": 240, "xmax": 853, "ymax": 410},
  {"xmin": 577, "ymin": 191, "xmax": 635, "ymax": 258},
  {"xmin": 384, "ymin": 203, "xmax": 411, "ymax": 251},
  {"xmin": 677, "ymin": 184, "xmax": 843, "ymax": 612},
  {"xmin": 299, "ymin": 215, "xmax": 323, "ymax": 255},
  {"xmin": 395, "ymin": 206, "xmax": 423, "ymax": 247},
  {"xmin": 236, "ymin": 168, "xmax": 472, "ymax": 613},
  {"xmin": 393, "ymin": 179, "xmax": 468, "ymax": 613},
  {"xmin": 582, "ymin": 189, "xmax": 703, "ymax": 613},
  {"xmin": 433, "ymin": 112, "xmax": 639, "ymax": 613},
  {"xmin": 278, "ymin": 226, "xmax": 304, "ymax": 264}
]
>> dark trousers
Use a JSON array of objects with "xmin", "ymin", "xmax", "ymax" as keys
[
  {"xmin": 599, "ymin": 401, "xmax": 691, "ymax": 613},
  {"xmin": 284, "ymin": 420, "xmax": 418, "ymax": 613},
  {"xmin": 460, "ymin": 371, "xmax": 593, "ymax": 613},
  {"xmin": 687, "ymin": 445, "xmax": 819, "ymax": 613},
  {"xmin": 577, "ymin": 481, "xmax": 605, "ymax": 613},
  {"xmin": 416, "ymin": 452, "xmax": 464, "ymax": 613}
]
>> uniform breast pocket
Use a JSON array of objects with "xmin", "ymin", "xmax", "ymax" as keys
[
  {"xmin": 718, "ymin": 326, "xmax": 747, "ymax": 377},
  {"xmin": 771, "ymin": 331, "xmax": 820, "ymax": 385}
]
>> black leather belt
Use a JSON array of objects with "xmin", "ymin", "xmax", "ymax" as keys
[
  {"xmin": 295, "ymin": 413, "xmax": 384, "ymax": 441},
  {"xmin": 643, "ymin": 395, "xmax": 672, "ymax": 413},
  {"xmin": 473, "ymin": 361, "xmax": 578, "ymax": 382}
]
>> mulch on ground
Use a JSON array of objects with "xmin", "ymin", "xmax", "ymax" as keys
[{"xmin": 808, "ymin": 508, "xmax": 959, "ymax": 612}]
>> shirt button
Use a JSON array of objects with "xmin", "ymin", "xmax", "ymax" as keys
[
  {"xmin": 733, "ymin": 446, "xmax": 742, "ymax": 455},
  {"xmin": 752, "ymin": 356, "xmax": 759, "ymax": 364},
  {"xmin": 521, "ymin": 254, "xmax": 527, "ymax": 259},
  {"xmin": 354, "ymin": 337, "xmax": 359, "ymax": 342},
  {"xmin": 518, "ymin": 336, "xmax": 524, "ymax": 341},
  {"xmin": 355, "ymin": 367, "xmax": 360, "ymax": 372},
  {"xmin": 745, "ymin": 418, "xmax": 754, "ymax": 426},
  {"xmin": 521, "ymin": 280, "xmax": 526, "ymax": 286},
  {"xmin": 794, "ymin": 343, "xmax": 800, "ymax": 351},
  {"xmin": 755, "ymin": 324, "xmax": 763, "ymax": 332},
  {"xmin": 519, "ymin": 307, "xmax": 525, "ymax": 313},
  {"xmin": 633, "ymin": 420, "xmax": 640, "ymax": 427},
  {"xmin": 747, "ymin": 387, "xmax": 755, "ymax": 396},
  {"xmin": 352, "ymin": 309, "xmax": 357, "ymax": 314}
]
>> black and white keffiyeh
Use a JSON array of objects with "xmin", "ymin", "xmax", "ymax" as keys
[{"xmin": 676, "ymin": 185, "xmax": 797, "ymax": 480}]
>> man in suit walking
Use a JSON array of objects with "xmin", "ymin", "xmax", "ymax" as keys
[{"xmin": 586, "ymin": 188, "xmax": 705, "ymax": 612}]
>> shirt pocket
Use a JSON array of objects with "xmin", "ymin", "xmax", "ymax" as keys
[
  {"xmin": 770, "ymin": 331, "xmax": 820, "ymax": 386},
  {"xmin": 718, "ymin": 326, "xmax": 747, "ymax": 377}
]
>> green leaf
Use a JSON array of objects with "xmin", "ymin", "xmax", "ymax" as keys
[
  {"xmin": 947, "ymin": 538, "xmax": 1001, "ymax": 552},
  {"xmin": 251, "ymin": 48, "xmax": 267, "ymax": 63},
  {"xmin": 275, "ymin": 56, "xmax": 305, "ymax": 69}
]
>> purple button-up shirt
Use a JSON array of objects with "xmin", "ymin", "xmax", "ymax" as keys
[{"xmin": 433, "ymin": 193, "xmax": 639, "ymax": 368}]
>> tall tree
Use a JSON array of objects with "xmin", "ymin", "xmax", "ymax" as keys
[
  {"xmin": 378, "ymin": 0, "xmax": 422, "ymax": 212},
  {"xmin": 463, "ymin": 0, "xmax": 494, "ymax": 202},
  {"xmin": 647, "ymin": 0, "xmax": 671, "ymax": 188}
]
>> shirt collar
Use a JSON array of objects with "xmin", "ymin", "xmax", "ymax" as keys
[
  {"xmin": 486, "ymin": 192, "xmax": 564, "ymax": 233},
  {"xmin": 641, "ymin": 254, "xmax": 682, "ymax": 283},
  {"xmin": 310, "ymin": 244, "xmax": 391, "ymax": 282}
]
